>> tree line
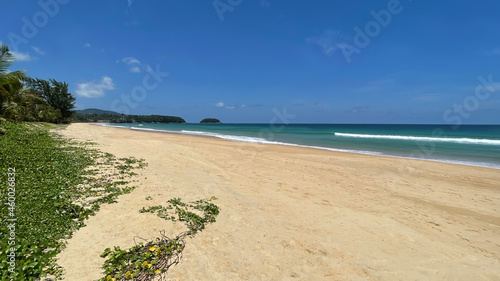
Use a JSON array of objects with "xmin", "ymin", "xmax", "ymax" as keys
[
  {"xmin": 72, "ymin": 113, "xmax": 186, "ymax": 123},
  {"xmin": 0, "ymin": 44, "xmax": 75, "ymax": 123},
  {"xmin": 1, "ymin": 44, "xmax": 187, "ymax": 124}
]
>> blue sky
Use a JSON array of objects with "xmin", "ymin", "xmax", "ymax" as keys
[{"xmin": 2, "ymin": 0, "xmax": 500, "ymax": 123}]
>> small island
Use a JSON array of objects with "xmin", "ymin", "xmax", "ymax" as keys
[{"xmin": 200, "ymin": 118, "xmax": 221, "ymax": 124}]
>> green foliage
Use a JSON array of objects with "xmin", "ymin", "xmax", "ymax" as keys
[
  {"xmin": 200, "ymin": 118, "xmax": 221, "ymax": 124},
  {"xmin": 0, "ymin": 121, "xmax": 146, "ymax": 279},
  {"xmin": 25, "ymin": 78, "xmax": 76, "ymax": 123},
  {"xmin": 99, "ymin": 235, "xmax": 185, "ymax": 281},
  {"xmin": 72, "ymin": 112, "xmax": 186, "ymax": 124},
  {"xmin": 1, "ymin": 44, "xmax": 28, "ymax": 119},
  {"xmin": 0, "ymin": 44, "xmax": 76, "ymax": 124},
  {"xmin": 100, "ymin": 197, "xmax": 219, "ymax": 280},
  {"xmin": 140, "ymin": 197, "xmax": 219, "ymax": 236}
]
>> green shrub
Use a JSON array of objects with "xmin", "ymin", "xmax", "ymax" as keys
[{"xmin": 0, "ymin": 121, "xmax": 146, "ymax": 279}]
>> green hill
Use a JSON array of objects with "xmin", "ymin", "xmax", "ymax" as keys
[
  {"xmin": 72, "ymin": 109, "xmax": 186, "ymax": 123},
  {"xmin": 74, "ymin": 108, "xmax": 121, "ymax": 115}
]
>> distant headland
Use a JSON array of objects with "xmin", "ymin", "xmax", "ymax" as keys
[{"xmin": 72, "ymin": 108, "xmax": 186, "ymax": 123}]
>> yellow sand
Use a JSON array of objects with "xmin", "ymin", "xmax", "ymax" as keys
[{"xmin": 56, "ymin": 123, "xmax": 500, "ymax": 280}]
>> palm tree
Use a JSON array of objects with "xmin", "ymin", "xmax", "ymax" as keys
[{"xmin": 0, "ymin": 43, "xmax": 28, "ymax": 117}]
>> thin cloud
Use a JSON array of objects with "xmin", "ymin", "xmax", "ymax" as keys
[
  {"xmin": 128, "ymin": 0, "xmax": 134, "ymax": 7},
  {"xmin": 120, "ymin": 57, "xmax": 142, "ymax": 73},
  {"xmin": 122, "ymin": 57, "xmax": 140, "ymax": 65},
  {"xmin": 10, "ymin": 51, "xmax": 32, "ymax": 62},
  {"xmin": 306, "ymin": 30, "xmax": 346, "ymax": 56},
  {"xmin": 215, "ymin": 102, "xmax": 255, "ymax": 109},
  {"xmin": 216, "ymin": 102, "xmax": 236, "ymax": 109},
  {"xmin": 84, "ymin": 43, "xmax": 92, "ymax": 48},
  {"xmin": 76, "ymin": 76, "xmax": 115, "ymax": 98},
  {"xmin": 31, "ymin": 46, "xmax": 44, "ymax": 55}
]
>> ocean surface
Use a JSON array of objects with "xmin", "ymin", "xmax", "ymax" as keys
[{"xmin": 100, "ymin": 123, "xmax": 500, "ymax": 169}]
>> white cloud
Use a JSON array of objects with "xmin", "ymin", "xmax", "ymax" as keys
[
  {"xmin": 10, "ymin": 51, "xmax": 32, "ymax": 62},
  {"xmin": 216, "ymin": 102, "xmax": 236, "ymax": 109},
  {"xmin": 76, "ymin": 76, "xmax": 115, "ymax": 98},
  {"xmin": 84, "ymin": 43, "xmax": 92, "ymax": 48},
  {"xmin": 130, "ymin": 66, "xmax": 141, "ymax": 73},
  {"xmin": 31, "ymin": 46, "xmax": 44, "ymax": 55},
  {"xmin": 128, "ymin": 0, "xmax": 134, "ymax": 7},
  {"xmin": 122, "ymin": 57, "xmax": 140, "ymax": 65},
  {"xmin": 306, "ymin": 30, "xmax": 346, "ymax": 56},
  {"xmin": 261, "ymin": 0, "xmax": 270, "ymax": 7},
  {"xmin": 120, "ymin": 57, "xmax": 141, "ymax": 73}
]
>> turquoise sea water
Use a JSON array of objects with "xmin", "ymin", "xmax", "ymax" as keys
[{"xmin": 101, "ymin": 123, "xmax": 500, "ymax": 169}]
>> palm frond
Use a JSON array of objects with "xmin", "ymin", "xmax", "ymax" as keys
[
  {"xmin": 0, "ymin": 43, "xmax": 16, "ymax": 74},
  {"xmin": 0, "ymin": 70, "xmax": 27, "ymax": 85}
]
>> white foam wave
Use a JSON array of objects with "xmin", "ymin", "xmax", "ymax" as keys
[
  {"xmin": 95, "ymin": 123, "xmax": 129, "ymax": 129},
  {"xmin": 334, "ymin": 132, "xmax": 500, "ymax": 145},
  {"xmin": 98, "ymin": 124, "xmax": 500, "ymax": 169},
  {"xmin": 180, "ymin": 130, "xmax": 278, "ymax": 144},
  {"xmin": 130, "ymin": 127, "xmax": 180, "ymax": 134}
]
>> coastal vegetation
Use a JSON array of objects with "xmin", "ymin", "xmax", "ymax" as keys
[
  {"xmin": 0, "ymin": 44, "xmax": 75, "ymax": 124},
  {"xmin": 99, "ymin": 197, "xmax": 220, "ymax": 280},
  {"xmin": 1, "ymin": 44, "xmax": 186, "ymax": 125},
  {"xmin": 1, "ymin": 43, "xmax": 219, "ymax": 280},
  {"xmin": 72, "ymin": 112, "xmax": 186, "ymax": 124},
  {"xmin": 200, "ymin": 118, "xmax": 221, "ymax": 124},
  {"xmin": 0, "ymin": 121, "xmax": 146, "ymax": 279}
]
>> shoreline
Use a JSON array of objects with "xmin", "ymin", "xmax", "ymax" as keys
[
  {"xmin": 58, "ymin": 124, "xmax": 500, "ymax": 281},
  {"xmin": 57, "ymin": 123, "xmax": 500, "ymax": 280},
  {"xmin": 95, "ymin": 123, "xmax": 500, "ymax": 170}
]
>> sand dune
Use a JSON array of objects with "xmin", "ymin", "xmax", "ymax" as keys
[{"xmin": 56, "ymin": 123, "xmax": 500, "ymax": 281}]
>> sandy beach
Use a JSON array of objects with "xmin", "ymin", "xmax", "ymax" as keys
[{"xmin": 56, "ymin": 123, "xmax": 500, "ymax": 281}]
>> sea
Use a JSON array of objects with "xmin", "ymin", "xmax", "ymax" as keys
[{"xmin": 99, "ymin": 123, "xmax": 500, "ymax": 169}]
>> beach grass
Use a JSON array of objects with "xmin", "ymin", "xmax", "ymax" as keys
[{"xmin": 0, "ymin": 121, "xmax": 145, "ymax": 280}]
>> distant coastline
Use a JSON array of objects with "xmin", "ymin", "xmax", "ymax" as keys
[{"xmin": 97, "ymin": 123, "xmax": 500, "ymax": 170}]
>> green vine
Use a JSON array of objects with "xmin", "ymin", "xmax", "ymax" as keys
[
  {"xmin": 0, "ymin": 121, "xmax": 147, "ymax": 280},
  {"xmin": 99, "ymin": 197, "xmax": 220, "ymax": 280}
]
